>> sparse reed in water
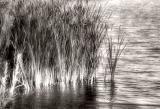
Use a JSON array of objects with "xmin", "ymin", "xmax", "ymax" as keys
[{"xmin": 105, "ymin": 27, "xmax": 126, "ymax": 82}]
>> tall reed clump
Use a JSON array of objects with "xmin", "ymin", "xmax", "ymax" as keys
[
  {"xmin": 104, "ymin": 27, "xmax": 126, "ymax": 82},
  {"xmin": 0, "ymin": 0, "xmax": 108, "ymax": 94}
]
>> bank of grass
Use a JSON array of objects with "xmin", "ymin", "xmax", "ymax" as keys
[{"xmin": 0, "ymin": 0, "xmax": 108, "ymax": 95}]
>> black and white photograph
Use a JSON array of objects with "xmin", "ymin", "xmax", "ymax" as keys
[{"xmin": 0, "ymin": 0, "xmax": 160, "ymax": 109}]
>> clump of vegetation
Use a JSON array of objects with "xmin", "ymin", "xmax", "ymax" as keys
[
  {"xmin": 0, "ymin": 0, "xmax": 108, "ymax": 95},
  {"xmin": 104, "ymin": 27, "xmax": 126, "ymax": 82}
]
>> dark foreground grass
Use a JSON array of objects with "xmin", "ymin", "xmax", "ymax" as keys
[
  {"xmin": 0, "ymin": 0, "xmax": 108, "ymax": 95},
  {"xmin": 0, "ymin": 1, "xmax": 126, "ymax": 103}
]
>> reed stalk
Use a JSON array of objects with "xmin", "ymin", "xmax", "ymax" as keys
[{"xmin": 105, "ymin": 27, "xmax": 126, "ymax": 82}]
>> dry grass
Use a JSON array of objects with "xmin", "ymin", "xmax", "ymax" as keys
[
  {"xmin": 0, "ymin": 0, "xmax": 108, "ymax": 95},
  {"xmin": 0, "ymin": 0, "xmax": 126, "ymax": 101}
]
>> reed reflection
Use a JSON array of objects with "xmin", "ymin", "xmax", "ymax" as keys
[
  {"xmin": 7, "ymin": 83, "xmax": 97, "ymax": 109},
  {"xmin": 109, "ymin": 80, "xmax": 116, "ymax": 109}
]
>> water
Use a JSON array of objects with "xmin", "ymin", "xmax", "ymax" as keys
[{"xmin": 4, "ymin": 0, "xmax": 160, "ymax": 109}]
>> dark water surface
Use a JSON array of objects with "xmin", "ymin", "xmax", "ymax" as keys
[{"xmin": 5, "ymin": 0, "xmax": 160, "ymax": 109}]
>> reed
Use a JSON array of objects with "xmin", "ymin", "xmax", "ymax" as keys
[
  {"xmin": 104, "ymin": 27, "xmax": 126, "ymax": 82},
  {"xmin": 0, "ymin": 62, "xmax": 14, "ymax": 108},
  {"xmin": 0, "ymin": 0, "xmax": 107, "ymax": 95}
]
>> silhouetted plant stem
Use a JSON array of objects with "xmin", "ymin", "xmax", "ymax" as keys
[{"xmin": 105, "ymin": 27, "xmax": 126, "ymax": 82}]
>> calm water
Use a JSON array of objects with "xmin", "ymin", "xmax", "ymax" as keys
[{"xmin": 4, "ymin": 0, "xmax": 160, "ymax": 109}]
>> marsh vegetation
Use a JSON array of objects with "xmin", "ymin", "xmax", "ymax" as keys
[{"xmin": 0, "ymin": 0, "xmax": 125, "ymax": 107}]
